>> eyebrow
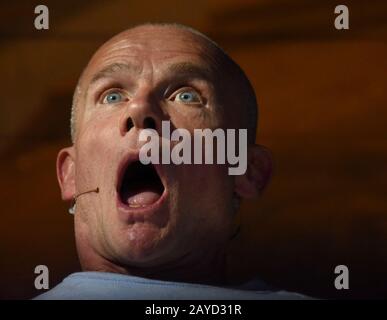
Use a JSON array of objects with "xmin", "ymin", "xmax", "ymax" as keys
[
  {"xmin": 165, "ymin": 62, "xmax": 213, "ymax": 81},
  {"xmin": 86, "ymin": 61, "xmax": 213, "ymax": 95}
]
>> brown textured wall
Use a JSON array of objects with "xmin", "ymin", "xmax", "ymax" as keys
[{"xmin": 0, "ymin": 0, "xmax": 386, "ymax": 299}]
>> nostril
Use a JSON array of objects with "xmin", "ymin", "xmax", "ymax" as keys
[
  {"xmin": 126, "ymin": 117, "xmax": 134, "ymax": 132},
  {"xmin": 144, "ymin": 117, "xmax": 156, "ymax": 130}
]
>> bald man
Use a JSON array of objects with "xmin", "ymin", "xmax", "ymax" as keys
[{"xmin": 35, "ymin": 23, "xmax": 307, "ymax": 300}]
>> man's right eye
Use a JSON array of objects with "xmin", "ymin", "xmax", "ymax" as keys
[{"xmin": 102, "ymin": 91, "xmax": 125, "ymax": 104}]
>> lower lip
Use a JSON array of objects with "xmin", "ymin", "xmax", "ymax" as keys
[{"xmin": 116, "ymin": 188, "xmax": 168, "ymax": 221}]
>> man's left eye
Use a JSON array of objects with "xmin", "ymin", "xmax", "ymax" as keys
[
  {"xmin": 174, "ymin": 90, "xmax": 202, "ymax": 104},
  {"xmin": 102, "ymin": 91, "xmax": 125, "ymax": 104}
]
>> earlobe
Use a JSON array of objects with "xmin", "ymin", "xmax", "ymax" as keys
[
  {"xmin": 56, "ymin": 147, "xmax": 76, "ymax": 202},
  {"xmin": 234, "ymin": 144, "xmax": 273, "ymax": 199}
]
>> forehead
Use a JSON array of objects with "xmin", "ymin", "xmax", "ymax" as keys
[{"xmin": 82, "ymin": 27, "xmax": 222, "ymax": 83}]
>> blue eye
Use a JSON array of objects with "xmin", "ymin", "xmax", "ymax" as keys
[
  {"xmin": 175, "ymin": 90, "xmax": 201, "ymax": 104},
  {"xmin": 103, "ymin": 91, "xmax": 124, "ymax": 104}
]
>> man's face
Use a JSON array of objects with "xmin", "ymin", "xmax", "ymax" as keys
[{"xmin": 71, "ymin": 26, "xmax": 236, "ymax": 267}]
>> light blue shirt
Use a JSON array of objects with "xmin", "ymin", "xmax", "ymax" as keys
[{"xmin": 34, "ymin": 271, "xmax": 310, "ymax": 300}]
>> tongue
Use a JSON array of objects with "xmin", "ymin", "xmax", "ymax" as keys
[{"xmin": 127, "ymin": 190, "xmax": 161, "ymax": 207}]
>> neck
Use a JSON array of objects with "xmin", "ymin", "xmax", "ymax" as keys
[
  {"xmin": 126, "ymin": 249, "xmax": 228, "ymax": 286},
  {"xmin": 79, "ymin": 245, "xmax": 228, "ymax": 286}
]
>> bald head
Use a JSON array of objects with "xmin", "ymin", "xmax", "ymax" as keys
[{"xmin": 70, "ymin": 23, "xmax": 258, "ymax": 143}]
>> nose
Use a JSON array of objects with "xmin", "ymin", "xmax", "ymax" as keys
[
  {"xmin": 120, "ymin": 92, "xmax": 161, "ymax": 136},
  {"xmin": 125, "ymin": 116, "xmax": 156, "ymax": 132}
]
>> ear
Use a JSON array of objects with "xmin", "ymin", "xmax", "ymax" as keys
[
  {"xmin": 234, "ymin": 144, "xmax": 273, "ymax": 199},
  {"xmin": 56, "ymin": 147, "xmax": 76, "ymax": 202}
]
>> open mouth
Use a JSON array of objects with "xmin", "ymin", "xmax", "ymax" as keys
[{"xmin": 118, "ymin": 161, "xmax": 165, "ymax": 209}]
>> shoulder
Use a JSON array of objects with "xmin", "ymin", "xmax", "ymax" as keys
[{"xmin": 33, "ymin": 272, "xmax": 313, "ymax": 300}]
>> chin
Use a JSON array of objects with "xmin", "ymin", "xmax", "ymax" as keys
[{"xmin": 112, "ymin": 220, "xmax": 174, "ymax": 265}]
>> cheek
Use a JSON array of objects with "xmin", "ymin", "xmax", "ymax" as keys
[
  {"xmin": 76, "ymin": 115, "xmax": 118, "ymax": 175},
  {"xmin": 74, "ymin": 115, "xmax": 121, "ymax": 222},
  {"xmin": 176, "ymin": 164, "xmax": 234, "ymax": 233}
]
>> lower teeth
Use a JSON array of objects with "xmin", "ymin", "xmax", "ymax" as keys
[{"xmin": 129, "ymin": 203, "xmax": 146, "ymax": 208}]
